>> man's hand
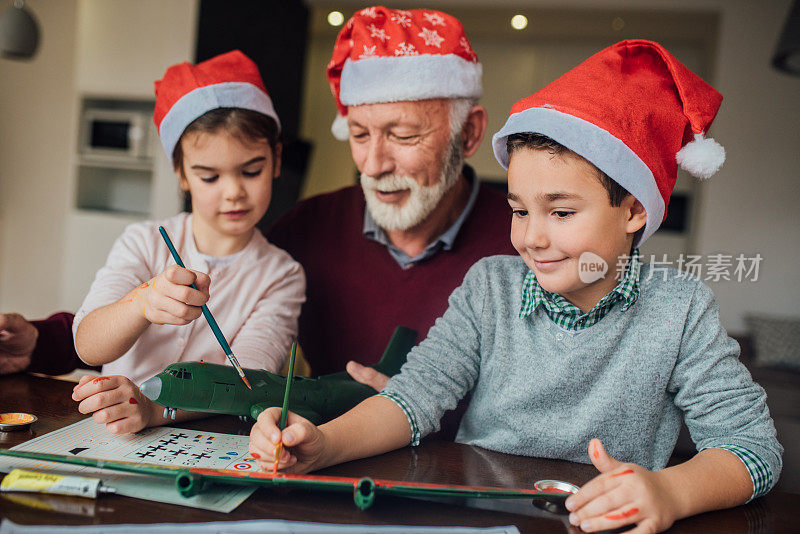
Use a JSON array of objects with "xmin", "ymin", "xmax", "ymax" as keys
[
  {"xmin": 346, "ymin": 360, "xmax": 390, "ymax": 392},
  {"xmin": 249, "ymin": 407, "xmax": 326, "ymax": 474},
  {"xmin": 72, "ymin": 375, "xmax": 159, "ymax": 434},
  {"xmin": 0, "ymin": 313, "xmax": 38, "ymax": 374},
  {"xmin": 565, "ymin": 439, "xmax": 680, "ymax": 533}
]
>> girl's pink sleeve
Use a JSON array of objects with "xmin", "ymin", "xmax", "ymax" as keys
[{"xmin": 230, "ymin": 256, "xmax": 306, "ymax": 372}]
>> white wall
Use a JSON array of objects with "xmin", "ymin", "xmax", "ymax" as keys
[
  {"xmin": 0, "ymin": 0, "xmax": 78, "ymax": 318},
  {"xmin": 60, "ymin": 0, "xmax": 197, "ymax": 311},
  {"xmin": 74, "ymin": 0, "xmax": 199, "ymax": 98},
  {"xmin": 0, "ymin": 0, "xmax": 196, "ymax": 318},
  {"xmin": 690, "ymin": 0, "xmax": 800, "ymax": 332}
]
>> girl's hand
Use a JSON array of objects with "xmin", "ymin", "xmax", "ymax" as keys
[
  {"xmin": 249, "ymin": 408, "xmax": 326, "ymax": 474},
  {"xmin": 565, "ymin": 439, "xmax": 679, "ymax": 533},
  {"xmin": 126, "ymin": 265, "xmax": 210, "ymax": 325},
  {"xmin": 72, "ymin": 375, "xmax": 160, "ymax": 434}
]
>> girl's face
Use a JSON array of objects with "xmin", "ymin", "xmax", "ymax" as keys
[{"xmin": 178, "ymin": 130, "xmax": 280, "ymax": 255}]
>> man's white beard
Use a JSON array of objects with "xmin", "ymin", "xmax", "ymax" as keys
[{"xmin": 361, "ymin": 137, "xmax": 464, "ymax": 232}]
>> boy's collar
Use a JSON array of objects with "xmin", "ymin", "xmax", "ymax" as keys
[{"xmin": 519, "ymin": 249, "xmax": 641, "ymax": 321}]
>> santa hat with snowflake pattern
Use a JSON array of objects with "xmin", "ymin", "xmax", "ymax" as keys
[
  {"xmin": 326, "ymin": 5, "xmax": 482, "ymax": 140},
  {"xmin": 492, "ymin": 39, "xmax": 725, "ymax": 246},
  {"xmin": 154, "ymin": 50, "xmax": 281, "ymax": 158}
]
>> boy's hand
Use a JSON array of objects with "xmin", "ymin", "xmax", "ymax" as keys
[
  {"xmin": 127, "ymin": 265, "xmax": 210, "ymax": 325},
  {"xmin": 0, "ymin": 313, "xmax": 37, "ymax": 374},
  {"xmin": 565, "ymin": 439, "xmax": 679, "ymax": 533},
  {"xmin": 249, "ymin": 408, "xmax": 326, "ymax": 474},
  {"xmin": 72, "ymin": 375, "xmax": 159, "ymax": 434}
]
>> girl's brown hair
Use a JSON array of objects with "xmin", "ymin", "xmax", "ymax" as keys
[{"xmin": 172, "ymin": 107, "xmax": 280, "ymax": 171}]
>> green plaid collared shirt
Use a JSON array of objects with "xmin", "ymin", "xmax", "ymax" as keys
[
  {"xmin": 713, "ymin": 445, "xmax": 773, "ymax": 500},
  {"xmin": 519, "ymin": 250, "xmax": 642, "ymax": 329}
]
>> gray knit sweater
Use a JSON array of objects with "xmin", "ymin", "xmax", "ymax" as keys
[{"xmin": 382, "ymin": 255, "xmax": 782, "ymax": 485}]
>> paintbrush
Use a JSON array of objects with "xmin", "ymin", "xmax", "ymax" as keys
[
  {"xmin": 274, "ymin": 340, "xmax": 297, "ymax": 474},
  {"xmin": 157, "ymin": 226, "xmax": 252, "ymax": 390}
]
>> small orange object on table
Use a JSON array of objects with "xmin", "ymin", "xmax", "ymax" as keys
[{"xmin": 0, "ymin": 413, "xmax": 37, "ymax": 431}]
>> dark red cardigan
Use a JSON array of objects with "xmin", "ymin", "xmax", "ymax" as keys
[{"xmin": 266, "ymin": 182, "xmax": 516, "ymax": 375}]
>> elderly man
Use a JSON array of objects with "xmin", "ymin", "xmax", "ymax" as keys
[
  {"xmin": 1, "ymin": 7, "xmax": 514, "ymax": 399},
  {"xmin": 269, "ymin": 7, "xmax": 514, "ymax": 385}
]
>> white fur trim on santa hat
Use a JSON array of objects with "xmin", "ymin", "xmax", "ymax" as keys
[
  {"xmin": 331, "ymin": 113, "xmax": 349, "ymax": 141},
  {"xmin": 676, "ymin": 133, "xmax": 725, "ymax": 180},
  {"xmin": 492, "ymin": 107, "xmax": 665, "ymax": 247},
  {"xmin": 158, "ymin": 82, "xmax": 280, "ymax": 158},
  {"xmin": 340, "ymin": 55, "xmax": 482, "ymax": 107}
]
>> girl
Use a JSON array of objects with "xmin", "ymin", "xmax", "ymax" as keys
[{"xmin": 71, "ymin": 50, "xmax": 305, "ymax": 434}]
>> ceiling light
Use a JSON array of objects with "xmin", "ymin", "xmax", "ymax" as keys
[
  {"xmin": 511, "ymin": 14, "xmax": 528, "ymax": 31},
  {"xmin": 327, "ymin": 11, "xmax": 344, "ymax": 27}
]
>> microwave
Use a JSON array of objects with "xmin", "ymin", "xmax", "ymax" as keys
[{"xmin": 80, "ymin": 108, "xmax": 151, "ymax": 159}]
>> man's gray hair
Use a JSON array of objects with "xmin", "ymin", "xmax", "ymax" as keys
[{"xmin": 449, "ymin": 98, "xmax": 478, "ymax": 139}]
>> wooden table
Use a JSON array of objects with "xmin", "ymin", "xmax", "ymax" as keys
[{"xmin": 1, "ymin": 373, "xmax": 799, "ymax": 533}]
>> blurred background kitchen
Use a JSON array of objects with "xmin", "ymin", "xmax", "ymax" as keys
[{"xmin": 1, "ymin": 0, "xmax": 798, "ymax": 491}]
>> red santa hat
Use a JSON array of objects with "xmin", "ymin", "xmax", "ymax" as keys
[
  {"xmin": 492, "ymin": 39, "xmax": 725, "ymax": 246},
  {"xmin": 326, "ymin": 6, "xmax": 482, "ymax": 140},
  {"xmin": 153, "ymin": 50, "xmax": 281, "ymax": 158}
]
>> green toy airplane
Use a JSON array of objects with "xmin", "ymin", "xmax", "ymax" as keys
[{"xmin": 140, "ymin": 326, "xmax": 417, "ymax": 424}]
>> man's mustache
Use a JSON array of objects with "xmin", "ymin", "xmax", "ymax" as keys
[{"xmin": 360, "ymin": 174, "xmax": 421, "ymax": 192}]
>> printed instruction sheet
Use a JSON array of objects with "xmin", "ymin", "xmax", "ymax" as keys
[{"xmin": 0, "ymin": 418, "xmax": 257, "ymax": 512}]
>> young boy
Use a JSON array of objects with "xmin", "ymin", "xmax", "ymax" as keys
[{"xmin": 249, "ymin": 40, "xmax": 781, "ymax": 532}]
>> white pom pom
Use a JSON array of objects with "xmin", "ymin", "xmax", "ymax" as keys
[
  {"xmin": 331, "ymin": 114, "xmax": 349, "ymax": 141},
  {"xmin": 676, "ymin": 133, "xmax": 725, "ymax": 180}
]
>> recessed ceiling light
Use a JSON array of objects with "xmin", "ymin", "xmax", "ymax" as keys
[
  {"xmin": 511, "ymin": 14, "xmax": 528, "ymax": 31},
  {"xmin": 327, "ymin": 11, "xmax": 344, "ymax": 27}
]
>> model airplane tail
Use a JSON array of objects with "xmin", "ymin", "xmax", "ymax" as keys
[
  {"xmin": 320, "ymin": 325, "xmax": 418, "ymax": 382},
  {"xmin": 372, "ymin": 325, "xmax": 417, "ymax": 376},
  {"xmin": 141, "ymin": 326, "xmax": 418, "ymax": 425}
]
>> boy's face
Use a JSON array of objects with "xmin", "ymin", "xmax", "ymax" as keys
[{"xmin": 507, "ymin": 148, "xmax": 646, "ymax": 312}]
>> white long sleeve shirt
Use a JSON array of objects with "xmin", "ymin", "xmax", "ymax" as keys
[{"xmin": 73, "ymin": 212, "xmax": 305, "ymax": 384}]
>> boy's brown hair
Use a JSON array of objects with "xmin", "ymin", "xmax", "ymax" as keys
[
  {"xmin": 507, "ymin": 132, "xmax": 644, "ymax": 247},
  {"xmin": 506, "ymin": 133, "xmax": 631, "ymax": 206}
]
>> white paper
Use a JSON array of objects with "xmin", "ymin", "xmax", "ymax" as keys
[{"xmin": 0, "ymin": 418, "xmax": 256, "ymax": 512}]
